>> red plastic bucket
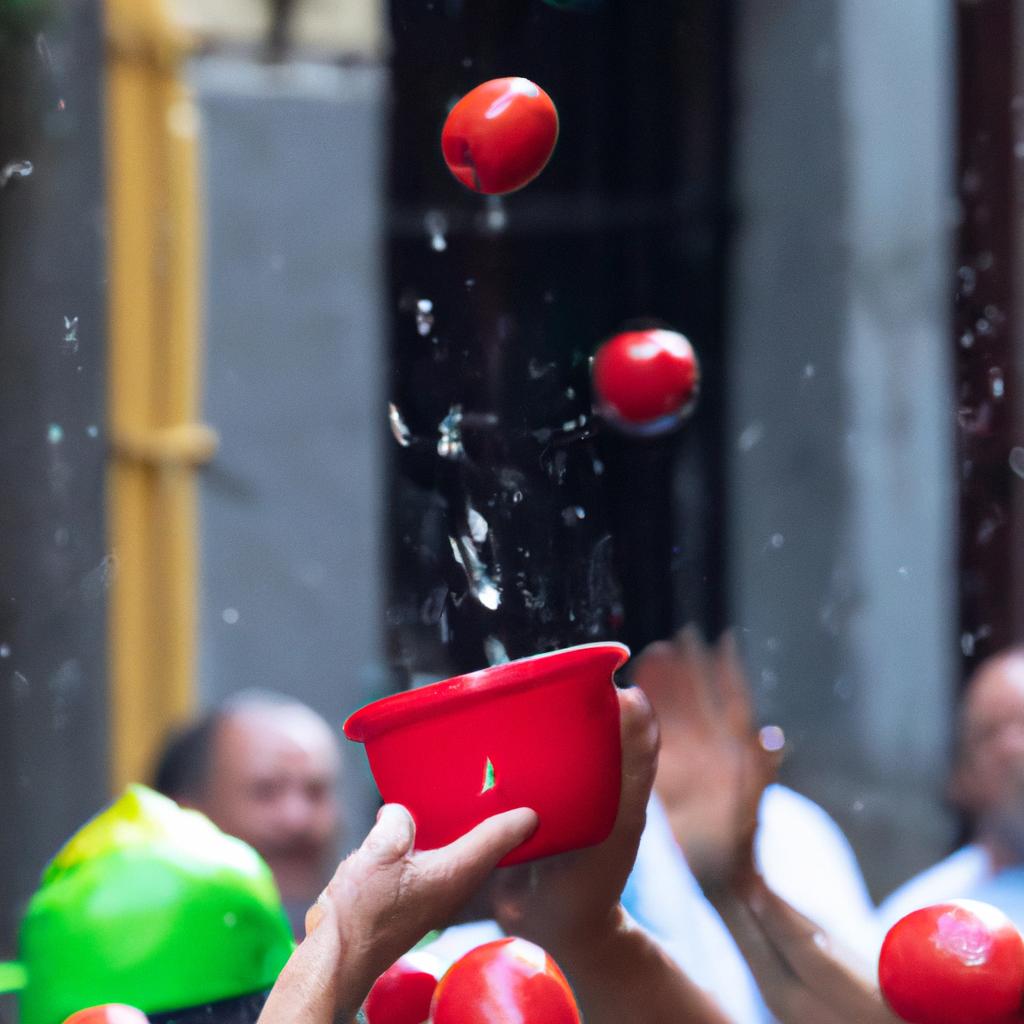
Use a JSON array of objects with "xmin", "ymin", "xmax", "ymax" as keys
[{"xmin": 343, "ymin": 642, "xmax": 629, "ymax": 866}]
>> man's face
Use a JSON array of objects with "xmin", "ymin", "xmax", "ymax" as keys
[
  {"xmin": 953, "ymin": 654, "xmax": 1024, "ymax": 835},
  {"xmin": 198, "ymin": 705, "xmax": 342, "ymax": 908}
]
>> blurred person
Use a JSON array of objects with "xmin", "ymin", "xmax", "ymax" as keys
[
  {"xmin": 267, "ymin": 680, "xmax": 901, "ymax": 1024},
  {"xmin": 879, "ymin": 646, "xmax": 1024, "ymax": 931},
  {"xmin": 623, "ymin": 627, "xmax": 880, "ymax": 1022},
  {"xmin": 154, "ymin": 691, "xmax": 343, "ymax": 935}
]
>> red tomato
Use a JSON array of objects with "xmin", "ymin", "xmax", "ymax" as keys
[
  {"xmin": 61, "ymin": 1007, "xmax": 149, "ymax": 1024},
  {"xmin": 441, "ymin": 77, "xmax": 559, "ymax": 195},
  {"xmin": 364, "ymin": 950, "xmax": 444, "ymax": 1024},
  {"xmin": 430, "ymin": 937, "xmax": 580, "ymax": 1024},
  {"xmin": 591, "ymin": 328, "xmax": 699, "ymax": 434},
  {"xmin": 878, "ymin": 900, "xmax": 1024, "ymax": 1024}
]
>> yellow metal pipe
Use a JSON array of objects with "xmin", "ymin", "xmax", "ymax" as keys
[{"xmin": 105, "ymin": 0, "xmax": 210, "ymax": 793}]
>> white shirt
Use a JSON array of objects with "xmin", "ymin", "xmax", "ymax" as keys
[
  {"xmin": 622, "ymin": 785, "xmax": 879, "ymax": 1023},
  {"xmin": 877, "ymin": 843, "xmax": 996, "ymax": 933}
]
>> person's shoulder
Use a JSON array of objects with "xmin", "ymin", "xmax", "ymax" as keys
[{"xmin": 877, "ymin": 845, "xmax": 991, "ymax": 930}]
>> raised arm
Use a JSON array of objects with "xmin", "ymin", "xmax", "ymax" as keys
[
  {"xmin": 492, "ymin": 686, "xmax": 734, "ymax": 1024},
  {"xmin": 258, "ymin": 803, "xmax": 538, "ymax": 1024}
]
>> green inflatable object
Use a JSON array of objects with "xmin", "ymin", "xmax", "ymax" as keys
[{"xmin": 0, "ymin": 785, "xmax": 294, "ymax": 1024}]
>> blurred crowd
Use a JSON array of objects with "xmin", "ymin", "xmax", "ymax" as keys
[{"xmin": 7, "ymin": 630, "xmax": 1024, "ymax": 1024}]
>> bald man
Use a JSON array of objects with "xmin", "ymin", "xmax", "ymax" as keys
[
  {"xmin": 155, "ymin": 692, "xmax": 344, "ymax": 935},
  {"xmin": 879, "ymin": 646, "xmax": 1024, "ymax": 930}
]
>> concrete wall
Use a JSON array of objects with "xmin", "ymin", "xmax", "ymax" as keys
[
  {"xmin": 190, "ymin": 58, "xmax": 389, "ymax": 848},
  {"xmin": 728, "ymin": 0, "xmax": 958, "ymax": 899}
]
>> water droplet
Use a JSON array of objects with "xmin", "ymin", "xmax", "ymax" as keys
[
  {"xmin": 461, "ymin": 56, "xmax": 473, "ymax": 68},
  {"xmin": 765, "ymin": 636, "xmax": 780, "ymax": 652},
  {"xmin": 958, "ymin": 265, "xmax": 977, "ymax": 296},
  {"xmin": 222, "ymin": 607, "xmax": 240, "ymax": 625},
  {"xmin": 56, "ymin": 97, "xmax": 66, "ymax": 112},
  {"xmin": 54, "ymin": 527, "xmax": 69, "ymax": 547},
  {"xmin": 511, "ymin": 489, "xmax": 524, "ymax": 504},
  {"xmin": 1009, "ymin": 447, "xmax": 1024, "ymax": 479},
  {"xmin": 484, "ymin": 636, "xmax": 509, "ymax": 665},
  {"xmin": 223, "ymin": 912, "xmax": 237, "ymax": 927},
  {"xmin": 424, "ymin": 209, "xmax": 448, "ymax": 252},
  {"xmin": 483, "ymin": 195, "xmax": 507, "ymax": 232},
  {"xmin": 388, "ymin": 402, "xmax": 412, "ymax": 447},
  {"xmin": 737, "ymin": 421, "xmax": 764, "ymax": 452},
  {"xmin": 465, "ymin": 278, "xmax": 476, "ymax": 289},
  {"xmin": 760, "ymin": 668, "xmax": 778, "ymax": 689},
  {"xmin": 976, "ymin": 316, "xmax": 993, "ymax": 336},
  {"xmin": 759, "ymin": 724, "xmax": 785, "ymax": 752},
  {"xmin": 437, "ymin": 405, "xmax": 464, "ymax": 459},
  {"xmin": 449, "ymin": 534, "xmax": 502, "ymax": 611},
  {"xmin": 86, "ymin": 424, "xmax": 99, "ymax": 438},
  {"xmin": 415, "ymin": 298, "xmax": 435, "ymax": 336},
  {"xmin": 803, "ymin": 363, "xmax": 816, "ymax": 379},
  {"xmin": 561, "ymin": 506, "xmax": 586, "ymax": 525},
  {"xmin": 990, "ymin": 367, "xmax": 1005, "ymax": 398},
  {"xmin": 897, "ymin": 565, "xmax": 909, "ymax": 578},
  {"xmin": 543, "ymin": 290, "xmax": 555, "ymax": 304},
  {"xmin": 0, "ymin": 644, "xmax": 10, "ymax": 658},
  {"xmin": 960, "ymin": 330, "xmax": 975, "ymax": 349},
  {"xmin": 852, "ymin": 799, "xmax": 865, "ymax": 813},
  {"xmin": 47, "ymin": 423, "xmax": 63, "ymax": 444},
  {"xmin": 769, "ymin": 532, "xmax": 785, "ymax": 549},
  {"xmin": 1, "ymin": 160, "xmax": 33, "ymax": 187},
  {"xmin": 961, "ymin": 631, "xmax": 976, "ymax": 657},
  {"xmin": 63, "ymin": 315, "xmax": 79, "ymax": 354}
]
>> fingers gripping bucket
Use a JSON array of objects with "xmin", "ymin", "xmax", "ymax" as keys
[{"xmin": 344, "ymin": 642, "xmax": 629, "ymax": 866}]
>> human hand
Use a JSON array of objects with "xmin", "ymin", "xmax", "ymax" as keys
[
  {"xmin": 632, "ymin": 625, "xmax": 782, "ymax": 892},
  {"xmin": 715, "ymin": 875, "xmax": 899, "ymax": 1024},
  {"xmin": 258, "ymin": 803, "xmax": 537, "ymax": 1024},
  {"xmin": 490, "ymin": 686, "xmax": 659, "ymax": 963}
]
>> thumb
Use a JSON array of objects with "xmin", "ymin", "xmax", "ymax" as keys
[{"xmin": 362, "ymin": 804, "xmax": 417, "ymax": 865}]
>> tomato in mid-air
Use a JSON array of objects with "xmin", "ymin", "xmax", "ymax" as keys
[
  {"xmin": 61, "ymin": 1006, "xmax": 149, "ymax": 1024},
  {"xmin": 878, "ymin": 900, "xmax": 1024, "ymax": 1024},
  {"xmin": 441, "ymin": 77, "xmax": 559, "ymax": 195},
  {"xmin": 364, "ymin": 950, "xmax": 444, "ymax": 1024},
  {"xmin": 430, "ymin": 937, "xmax": 580, "ymax": 1024},
  {"xmin": 591, "ymin": 328, "xmax": 699, "ymax": 435}
]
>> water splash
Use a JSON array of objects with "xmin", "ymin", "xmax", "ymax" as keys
[
  {"xmin": 467, "ymin": 506, "xmax": 489, "ymax": 543},
  {"xmin": 449, "ymin": 534, "xmax": 501, "ymax": 610},
  {"xmin": 1, "ymin": 161, "xmax": 33, "ymax": 187},
  {"xmin": 437, "ymin": 404, "xmax": 464, "ymax": 459},
  {"xmin": 388, "ymin": 402, "xmax": 412, "ymax": 447}
]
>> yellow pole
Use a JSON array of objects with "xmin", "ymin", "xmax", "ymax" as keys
[{"xmin": 105, "ymin": 0, "xmax": 216, "ymax": 792}]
